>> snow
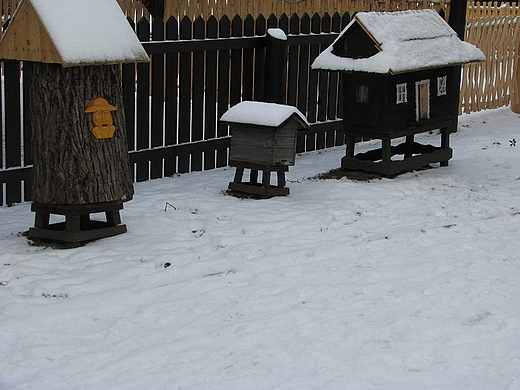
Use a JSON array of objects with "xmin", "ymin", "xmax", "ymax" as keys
[
  {"xmin": 356, "ymin": 9, "xmax": 455, "ymax": 44},
  {"xmin": 220, "ymin": 101, "xmax": 309, "ymax": 128},
  {"xmin": 311, "ymin": 10, "xmax": 485, "ymax": 74},
  {"xmin": 29, "ymin": 0, "xmax": 149, "ymax": 66},
  {"xmin": 1, "ymin": 107, "xmax": 520, "ymax": 389},
  {"xmin": 267, "ymin": 28, "xmax": 288, "ymax": 41}
]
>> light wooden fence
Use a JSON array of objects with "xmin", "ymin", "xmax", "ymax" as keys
[
  {"xmin": 115, "ymin": 0, "xmax": 449, "ymax": 21},
  {"xmin": 462, "ymin": 14, "xmax": 520, "ymax": 113}
]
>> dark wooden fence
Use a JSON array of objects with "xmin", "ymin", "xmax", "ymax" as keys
[{"xmin": 0, "ymin": 12, "xmax": 349, "ymax": 206}]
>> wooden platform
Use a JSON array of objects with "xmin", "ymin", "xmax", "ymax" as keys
[
  {"xmin": 28, "ymin": 200, "xmax": 127, "ymax": 248},
  {"xmin": 229, "ymin": 161, "xmax": 290, "ymax": 197},
  {"xmin": 342, "ymin": 128, "xmax": 452, "ymax": 176}
]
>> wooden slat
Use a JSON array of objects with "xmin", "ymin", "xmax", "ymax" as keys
[
  {"xmin": 136, "ymin": 17, "xmax": 151, "ymax": 182},
  {"xmin": 306, "ymin": 13, "xmax": 322, "ymax": 152},
  {"xmin": 296, "ymin": 13, "xmax": 311, "ymax": 153},
  {"xmin": 230, "ymin": 15, "xmax": 243, "ymax": 107},
  {"xmin": 164, "ymin": 16, "xmax": 179, "ymax": 176},
  {"xmin": 151, "ymin": 16, "xmax": 165, "ymax": 179},
  {"xmin": 217, "ymin": 15, "xmax": 231, "ymax": 168},
  {"xmin": 287, "ymin": 13, "xmax": 300, "ymax": 107},
  {"xmin": 4, "ymin": 60, "xmax": 21, "ymax": 204},
  {"xmin": 242, "ymin": 14, "xmax": 255, "ymax": 101},
  {"xmin": 122, "ymin": 19, "xmax": 137, "ymax": 155},
  {"xmin": 22, "ymin": 60, "xmax": 32, "ymax": 201},
  {"xmin": 204, "ymin": 15, "xmax": 218, "ymax": 170},
  {"xmin": 178, "ymin": 15, "xmax": 192, "ymax": 173},
  {"xmin": 253, "ymin": 14, "xmax": 266, "ymax": 101},
  {"xmin": 191, "ymin": 16, "xmax": 205, "ymax": 172}
]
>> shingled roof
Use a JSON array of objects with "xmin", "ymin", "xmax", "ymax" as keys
[{"xmin": 311, "ymin": 9, "xmax": 485, "ymax": 75}]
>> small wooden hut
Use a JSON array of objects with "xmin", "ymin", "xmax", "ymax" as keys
[
  {"xmin": 220, "ymin": 101, "xmax": 309, "ymax": 197},
  {"xmin": 0, "ymin": 0, "xmax": 150, "ymax": 246},
  {"xmin": 312, "ymin": 9, "xmax": 485, "ymax": 176}
]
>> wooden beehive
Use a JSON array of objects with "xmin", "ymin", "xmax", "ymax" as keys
[
  {"xmin": 220, "ymin": 101, "xmax": 309, "ymax": 166},
  {"xmin": 0, "ymin": 0, "xmax": 150, "ymax": 246}
]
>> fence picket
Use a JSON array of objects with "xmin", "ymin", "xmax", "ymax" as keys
[
  {"xmin": 230, "ymin": 15, "xmax": 244, "ymax": 107},
  {"xmin": 287, "ymin": 13, "xmax": 300, "ymax": 108},
  {"xmin": 178, "ymin": 15, "xmax": 192, "ymax": 173},
  {"xmin": 253, "ymin": 14, "xmax": 266, "ymax": 101},
  {"xmin": 296, "ymin": 13, "xmax": 312, "ymax": 153},
  {"xmin": 4, "ymin": 61, "xmax": 22, "ymax": 204},
  {"xmin": 151, "ymin": 17, "xmax": 165, "ymax": 179},
  {"xmin": 217, "ymin": 15, "xmax": 231, "ymax": 168},
  {"xmin": 136, "ymin": 17, "xmax": 151, "ymax": 182},
  {"xmin": 204, "ymin": 15, "xmax": 218, "ymax": 170},
  {"xmin": 191, "ymin": 16, "xmax": 205, "ymax": 172},
  {"xmin": 164, "ymin": 16, "xmax": 179, "ymax": 176},
  {"xmin": 242, "ymin": 15, "xmax": 255, "ymax": 101}
]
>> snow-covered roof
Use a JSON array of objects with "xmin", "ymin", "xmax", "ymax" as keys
[
  {"xmin": 311, "ymin": 9, "xmax": 485, "ymax": 74},
  {"xmin": 220, "ymin": 101, "xmax": 310, "ymax": 128},
  {"xmin": 0, "ymin": 0, "xmax": 150, "ymax": 66}
]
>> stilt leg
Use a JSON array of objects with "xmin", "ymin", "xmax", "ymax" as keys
[
  {"xmin": 346, "ymin": 135, "xmax": 356, "ymax": 158},
  {"xmin": 382, "ymin": 139, "xmax": 392, "ymax": 163},
  {"xmin": 405, "ymin": 135, "xmax": 414, "ymax": 159},
  {"xmin": 440, "ymin": 127, "xmax": 450, "ymax": 167}
]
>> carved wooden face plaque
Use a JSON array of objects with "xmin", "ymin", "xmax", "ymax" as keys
[{"xmin": 85, "ymin": 98, "xmax": 117, "ymax": 139}]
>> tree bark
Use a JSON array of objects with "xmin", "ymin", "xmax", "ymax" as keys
[{"xmin": 29, "ymin": 62, "xmax": 134, "ymax": 205}]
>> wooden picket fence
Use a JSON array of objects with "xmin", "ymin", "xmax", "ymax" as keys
[
  {"xmin": 124, "ymin": 13, "xmax": 348, "ymax": 183},
  {"xmin": 115, "ymin": 0, "xmax": 449, "ymax": 21},
  {"xmin": 462, "ymin": 14, "xmax": 520, "ymax": 113}
]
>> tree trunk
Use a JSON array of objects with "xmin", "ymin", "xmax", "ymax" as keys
[{"xmin": 29, "ymin": 62, "xmax": 134, "ymax": 205}]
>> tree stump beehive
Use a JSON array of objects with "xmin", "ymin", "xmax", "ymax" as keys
[{"xmin": 0, "ymin": 0, "xmax": 150, "ymax": 246}]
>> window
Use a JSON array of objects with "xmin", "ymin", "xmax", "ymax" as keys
[
  {"xmin": 437, "ymin": 76, "xmax": 447, "ymax": 96},
  {"xmin": 396, "ymin": 83, "xmax": 407, "ymax": 104},
  {"xmin": 356, "ymin": 85, "xmax": 369, "ymax": 104}
]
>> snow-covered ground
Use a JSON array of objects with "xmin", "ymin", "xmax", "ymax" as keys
[{"xmin": 1, "ymin": 107, "xmax": 520, "ymax": 390}]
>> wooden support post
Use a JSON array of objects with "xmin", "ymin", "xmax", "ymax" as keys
[
  {"xmin": 381, "ymin": 139, "xmax": 392, "ymax": 163},
  {"xmin": 346, "ymin": 135, "xmax": 356, "ymax": 158},
  {"xmin": 233, "ymin": 166, "xmax": 245, "ymax": 183},
  {"xmin": 228, "ymin": 161, "xmax": 290, "ymax": 197},
  {"xmin": 405, "ymin": 135, "xmax": 414, "ymax": 159},
  {"xmin": 262, "ymin": 168, "xmax": 271, "ymax": 189},
  {"xmin": 440, "ymin": 127, "xmax": 450, "ymax": 167},
  {"xmin": 250, "ymin": 169, "xmax": 259, "ymax": 184},
  {"xmin": 263, "ymin": 29, "xmax": 287, "ymax": 104},
  {"xmin": 277, "ymin": 170, "xmax": 286, "ymax": 188},
  {"xmin": 34, "ymin": 212, "xmax": 50, "ymax": 229}
]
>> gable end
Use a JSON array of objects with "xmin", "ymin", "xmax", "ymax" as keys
[{"xmin": 331, "ymin": 22, "xmax": 379, "ymax": 59}]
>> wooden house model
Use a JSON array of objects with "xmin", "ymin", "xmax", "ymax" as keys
[{"xmin": 312, "ymin": 9, "xmax": 485, "ymax": 175}]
